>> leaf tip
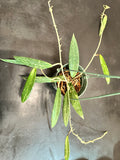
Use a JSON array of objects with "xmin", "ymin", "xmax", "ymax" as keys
[
  {"xmin": 51, "ymin": 123, "xmax": 54, "ymax": 129},
  {"xmin": 107, "ymin": 79, "xmax": 110, "ymax": 85},
  {"xmin": 72, "ymin": 33, "xmax": 75, "ymax": 37},
  {"xmin": 81, "ymin": 114, "xmax": 84, "ymax": 119},
  {"xmin": 21, "ymin": 96, "xmax": 26, "ymax": 103}
]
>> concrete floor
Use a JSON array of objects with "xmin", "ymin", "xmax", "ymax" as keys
[{"xmin": 0, "ymin": 0, "xmax": 120, "ymax": 160}]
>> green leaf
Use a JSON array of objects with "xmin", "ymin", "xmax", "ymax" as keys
[
  {"xmin": 21, "ymin": 68, "xmax": 37, "ymax": 103},
  {"xmin": 69, "ymin": 84, "xmax": 84, "ymax": 119},
  {"xmin": 99, "ymin": 14, "xmax": 107, "ymax": 36},
  {"xmin": 14, "ymin": 56, "xmax": 52, "ymax": 69},
  {"xmin": 23, "ymin": 76, "xmax": 61, "ymax": 83},
  {"xmin": 64, "ymin": 136, "xmax": 70, "ymax": 160},
  {"xmin": 69, "ymin": 34, "xmax": 79, "ymax": 78},
  {"xmin": 63, "ymin": 91, "xmax": 70, "ymax": 127},
  {"xmin": 51, "ymin": 88, "xmax": 61, "ymax": 128},
  {"xmin": 0, "ymin": 56, "xmax": 52, "ymax": 69},
  {"xmin": 99, "ymin": 54, "xmax": 110, "ymax": 84},
  {"xmin": 0, "ymin": 59, "xmax": 24, "ymax": 65}
]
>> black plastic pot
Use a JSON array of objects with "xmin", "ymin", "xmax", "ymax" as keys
[{"xmin": 53, "ymin": 63, "xmax": 88, "ymax": 96}]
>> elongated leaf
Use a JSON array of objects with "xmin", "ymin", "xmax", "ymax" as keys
[
  {"xmin": 1, "ymin": 56, "xmax": 52, "ymax": 69},
  {"xmin": 23, "ymin": 76, "xmax": 63, "ymax": 83},
  {"xmin": 21, "ymin": 68, "xmax": 37, "ymax": 103},
  {"xmin": 51, "ymin": 88, "xmax": 61, "ymax": 128},
  {"xmin": 69, "ymin": 34, "xmax": 79, "ymax": 78},
  {"xmin": 64, "ymin": 136, "xmax": 70, "ymax": 160},
  {"xmin": 63, "ymin": 91, "xmax": 70, "ymax": 127},
  {"xmin": 99, "ymin": 14, "xmax": 107, "ymax": 36},
  {"xmin": 99, "ymin": 54, "xmax": 110, "ymax": 84},
  {"xmin": 14, "ymin": 56, "xmax": 52, "ymax": 69},
  {"xmin": 69, "ymin": 84, "xmax": 84, "ymax": 119}
]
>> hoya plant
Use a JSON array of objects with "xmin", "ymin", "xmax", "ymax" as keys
[{"xmin": 0, "ymin": 1, "xmax": 120, "ymax": 159}]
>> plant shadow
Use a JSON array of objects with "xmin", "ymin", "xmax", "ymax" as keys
[
  {"xmin": 113, "ymin": 141, "xmax": 120, "ymax": 160},
  {"xmin": 97, "ymin": 157, "xmax": 112, "ymax": 160}
]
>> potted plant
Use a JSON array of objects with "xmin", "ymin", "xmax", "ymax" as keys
[{"xmin": 0, "ymin": 1, "xmax": 120, "ymax": 159}]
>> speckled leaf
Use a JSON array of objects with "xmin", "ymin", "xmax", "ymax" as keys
[
  {"xmin": 69, "ymin": 34, "xmax": 79, "ymax": 78},
  {"xmin": 64, "ymin": 136, "xmax": 70, "ymax": 160},
  {"xmin": 99, "ymin": 54, "xmax": 110, "ymax": 84},
  {"xmin": 51, "ymin": 88, "xmax": 61, "ymax": 128},
  {"xmin": 0, "ymin": 56, "xmax": 52, "ymax": 69},
  {"xmin": 63, "ymin": 91, "xmax": 70, "ymax": 127},
  {"xmin": 69, "ymin": 84, "xmax": 84, "ymax": 119},
  {"xmin": 99, "ymin": 14, "xmax": 107, "ymax": 36},
  {"xmin": 14, "ymin": 56, "xmax": 52, "ymax": 69},
  {"xmin": 21, "ymin": 68, "xmax": 37, "ymax": 103},
  {"xmin": 23, "ymin": 76, "xmax": 61, "ymax": 83}
]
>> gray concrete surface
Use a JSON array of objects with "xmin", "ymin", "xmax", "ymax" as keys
[{"xmin": 0, "ymin": 0, "xmax": 120, "ymax": 160}]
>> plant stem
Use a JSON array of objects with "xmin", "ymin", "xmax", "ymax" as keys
[
  {"xmin": 68, "ymin": 69, "xmax": 120, "ymax": 79},
  {"xmin": 40, "ymin": 69, "xmax": 62, "ymax": 81},
  {"xmin": 85, "ymin": 72, "xmax": 120, "ymax": 79},
  {"xmin": 79, "ymin": 92, "xmax": 120, "ymax": 101},
  {"xmin": 69, "ymin": 104, "xmax": 107, "ymax": 144},
  {"xmin": 73, "ymin": 35, "xmax": 103, "ymax": 81},
  {"xmin": 72, "ymin": 130, "xmax": 107, "ymax": 144},
  {"xmin": 51, "ymin": 63, "xmax": 61, "ymax": 67},
  {"xmin": 84, "ymin": 35, "xmax": 103, "ymax": 72},
  {"xmin": 48, "ymin": 1, "xmax": 62, "ymax": 65},
  {"xmin": 82, "ymin": 5, "xmax": 110, "ymax": 74},
  {"xmin": 74, "ymin": 5, "xmax": 110, "ymax": 80},
  {"xmin": 48, "ymin": 0, "xmax": 67, "ymax": 82}
]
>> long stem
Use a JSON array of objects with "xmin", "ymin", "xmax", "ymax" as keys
[
  {"xmin": 68, "ymin": 69, "xmax": 120, "ymax": 79},
  {"xmin": 74, "ymin": 6, "xmax": 110, "ymax": 80},
  {"xmin": 68, "ymin": 103, "xmax": 107, "ymax": 144},
  {"xmin": 85, "ymin": 72, "xmax": 120, "ymax": 79},
  {"xmin": 74, "ymin": 35, "xmax": 103, "ymax": 81},
  {"xmin": 72, "ymin": 130, "xmax": 107, "ymax": 144},
  {"xmin": 84, "ymin": 35, "xmax": 103, "ymax": 72},
  {"xmin": 82, "ymin": 5, "xmax": 110, "ymax": 73},
  {"xmin": 48, "ymin": 1, "xmax": 62, "ymax": 65},
  {"xmin": 79, "ymin": 92, "xmax": 120, "ymax": 101},
  {"xmin": 48, "ymin": 0, "xmax": 67, "ymax": 82}
]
